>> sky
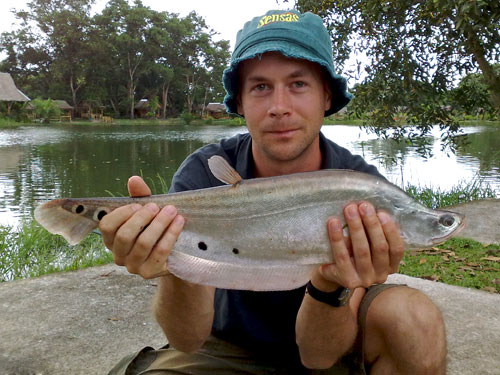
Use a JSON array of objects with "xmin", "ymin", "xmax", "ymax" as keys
[
  {"xmin": 0, "ymin": 0, "xmax": 288, "ymax": 50},
  {"xmin": 0, "ymin": 0, "xmax": 366, "ymax": 83}
]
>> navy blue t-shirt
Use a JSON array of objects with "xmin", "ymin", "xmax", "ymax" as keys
[{"xmin": 168, "ymin": 132, "xmax": 381, "ymax": 358}]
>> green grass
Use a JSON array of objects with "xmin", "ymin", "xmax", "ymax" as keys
[
  {"xmin": 0, "ymin": 221, "xmax": 112, "ymax": 282},
  {"xmin": 404, "ymin": 177, "xmax": 497, "ymax": 209},
  {"xmin": 0, "ymin": 118, "xmax": 24, "ymax": 128},
  {"xmin": 400, "ymin": 238, "xmax": 500, "ymax": 293},
  {"xmin": 68, "ymin": 117, "xmax": 245, "ymax": 126}
]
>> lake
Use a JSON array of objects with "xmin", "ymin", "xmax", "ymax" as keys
[{"xmin": 1, "ymin": 123, "xmax": 499, "ymax": 227}]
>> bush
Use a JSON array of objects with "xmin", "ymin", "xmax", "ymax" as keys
[
  {"xmin": 180, "ymin": 111, "xmax": 194, "ymax": 125},
  {"xmin": 31, "ymin": 98, "xmax": 61, "ymax": 123}
]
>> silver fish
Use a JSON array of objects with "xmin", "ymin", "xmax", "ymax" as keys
[{"xmin": 34, "ymin": 156, "xmax": 464, "ymax": 291}]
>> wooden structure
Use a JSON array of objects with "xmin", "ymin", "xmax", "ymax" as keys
[
  {"xmin": 134, "ymin": 99, "xmax": 159, "ymax": 118},
  {"xmin": 0, "ymin": 72, "xmax": 30, "ymax": 115},
  {"xmin": 52, "ymin": 100, "xmax": 74, "ymax": 121},
  {"xmin": 25, "ymin": 99, "xmax": 74, "ymax": 122},
  {"xmin": 74, "ymin": 100, "xmax": 105, "ymax": 120},
  {"xmin": 205, "ymin": 103, "xmax": 226, "ymax": 119}
]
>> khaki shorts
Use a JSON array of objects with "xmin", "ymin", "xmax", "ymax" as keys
[{"xmin": 108, "ymin": 284, "xmax": 404, "ymax": 375}]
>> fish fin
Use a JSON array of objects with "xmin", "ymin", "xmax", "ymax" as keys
[
  {"xmin": 168, "ymin": 250, "xmax": 317, "ymax": 291},
  {"xmin": 34, "ymin": 199, "xmax": 98, "ymax": 245},
  {"xmin": 208, "ymin": 155, "xmax": 243, "ymax": 185}
]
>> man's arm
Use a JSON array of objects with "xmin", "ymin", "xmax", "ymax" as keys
[
  {"xmin": 295, "ymin": 201, "xmax": 404, "ymax": 369},
  {"xmin": 99, "ymin": 176, "xmax": 215, "ymax": 353}
]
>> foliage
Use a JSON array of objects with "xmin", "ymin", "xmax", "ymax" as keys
[
  {"xmin": 0, "ymin": 221, "xmax": 112, "ymax": 282},
  {"xmin": 31, "ymin": 98, "xmax": 61, "ymax": 123},
  {"xmin": 0, "ymin": 0, "xmax": 230, "ymax": 119},
  {"xmin": 448, "ymin": 65, "xmax": 500, "ymax": 118},
  {"xmin": 405, "ymin": 177, "xmax": 497, "ymax": 209},
  {"xmin": 284, "ymin": 0, "xmax": 500, "ymax": 151},
  {"xmin": 180, "ymin": 111, "xmax": 194, "ymax": 125},
  {"xmin": 146, "ymin": 96, "xmax": 159, "ymax": 118}
]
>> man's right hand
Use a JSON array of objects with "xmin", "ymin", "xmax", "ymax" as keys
[{"xmin": 99, "ymin": 175, "xmax": 185, "ymax": 279}]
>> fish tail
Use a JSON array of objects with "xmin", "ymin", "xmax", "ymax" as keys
[{"xmin": 34, "ymin": 199, "xmax": 98, "ymax": 245}]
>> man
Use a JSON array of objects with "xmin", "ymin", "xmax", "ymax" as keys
[{"xmin": 102, "ymin": 10, "xmax": 446, "ymax": 375}]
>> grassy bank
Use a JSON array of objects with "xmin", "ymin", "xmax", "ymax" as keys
[
  {"xmin": 0, "ymin": 221, "xmax": 112, "ymax": 282},
  {"xmin": 2, "ymin": 116, "xmax": 499, "ymax": 128},
  {"xmin": 0, "ymin": 117, "xmax": 246, "ymax": 127},
  {"xmin": 1, "ymin": 179, "xmax": 498, "ymax": 293},
  {"xmin": 400, "ymin": 238, "xmax": 500, "ymax": 293}
]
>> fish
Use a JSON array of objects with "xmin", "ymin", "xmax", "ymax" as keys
[{"xmin": 34, "ymin": 155, "xmax": 465, "ymax": 291}]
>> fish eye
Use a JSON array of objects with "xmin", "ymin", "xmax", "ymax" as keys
[{"xmin": 439, "ymin": 214, "xmax": 455, "ymax": 227}]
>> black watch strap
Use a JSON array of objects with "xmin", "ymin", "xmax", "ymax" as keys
[{"xmin": 305, "ymin": 281, "xmax": 352, "ymax": 307}]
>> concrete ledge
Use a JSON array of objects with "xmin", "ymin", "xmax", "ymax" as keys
[
  {"xmin": 1, "ymin": 264, "xmax": 499, "ymax": 374},
  {"xmin": 0, "ymin": 265, "xmax": 165, "ymax": 375}
]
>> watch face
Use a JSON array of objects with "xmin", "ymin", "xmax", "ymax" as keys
[{"xmin": 338, "ymin": 288, "xmax": 352, "ymax": 306}]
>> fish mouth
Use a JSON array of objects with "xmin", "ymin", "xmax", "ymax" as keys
[{"xmin": 431, "ymin": 216, "xmax": 466, "ymax": 244}]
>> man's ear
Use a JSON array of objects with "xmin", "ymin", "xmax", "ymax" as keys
[
  {"xmin": 324, "ymin": 82, "xmax": 332, "ymax": 112},
  {"xmin": 236, "ymin": 94, "xmax": 244, "ymax": 116}
]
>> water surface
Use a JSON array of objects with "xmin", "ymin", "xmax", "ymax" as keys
[{"xmin": 1, "ymin": 124, "xmax": 499, "ymax": 227}]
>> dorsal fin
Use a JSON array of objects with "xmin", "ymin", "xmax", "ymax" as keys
[{"xmin": 208, "ymin": 155, "xmax": 243, "ymax": 185}]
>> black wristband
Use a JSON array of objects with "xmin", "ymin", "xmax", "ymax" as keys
[{"xmin": 305, "ymin": 281, "xmax": 352, "ymax": 307}]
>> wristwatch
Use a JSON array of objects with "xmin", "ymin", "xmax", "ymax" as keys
[{"xmin": 305, "ymin": 281, "xmax": 352, "ymax": 307}]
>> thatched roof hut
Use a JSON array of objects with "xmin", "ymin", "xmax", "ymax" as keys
[
  {"xmin": 0, "ymin": 72, "xmax": 30, "ymax": 102},
  {"xmin": 0, "ymin": 72, "xmax": 30, "ymax": 114},
  {"xmin": 52, "ymin": 100, "xmax": 73, "ymax": 111},
  {"xmin": 205, "ymin": 103, "xmax": 226, "ymax": 119}
]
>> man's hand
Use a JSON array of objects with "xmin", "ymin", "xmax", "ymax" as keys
[
  {"xmin": 99, "ymin": 176, "xmax": 185, "ymax": 279},
  {"xmin": 318, "ymin": 201, "xmax": 404, "ymax": 290}
]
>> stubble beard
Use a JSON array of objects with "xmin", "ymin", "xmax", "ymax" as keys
[{"xmin": 259, "ymin": 134, "xmax": 317, "ymax": 164}]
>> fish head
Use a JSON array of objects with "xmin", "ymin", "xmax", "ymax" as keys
[{"xmin": 399, "ymin": 208, "xmax": 465, "ymax": 250}]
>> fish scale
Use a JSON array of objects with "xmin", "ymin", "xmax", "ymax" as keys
[{"xmin": 34, "ymin": 156, "xmax": 465, "ymax": 291}]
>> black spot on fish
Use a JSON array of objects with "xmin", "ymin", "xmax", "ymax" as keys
[
  {"xmin": 75, "ymin": 205, "xmax": 84, "ymax": 214},
  {"xmin": 198, "ymin": 242, "xmax": 208, "ymax": 251},
  {"xmin": 232, "ymin": 248, "xmax": 239, "ymax": 255},
  {"xmin": 97, "ymin": 210, "xmax": 107, "ymax": 220}
]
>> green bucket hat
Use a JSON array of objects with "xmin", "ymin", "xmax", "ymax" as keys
[{"xmin": 222, "ymin": 9, "xmax": 352, "ymax": 117}]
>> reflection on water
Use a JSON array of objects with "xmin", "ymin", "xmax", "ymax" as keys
[{"xmin": 0, "ymin": 124, "xmax": 499, "ymax": 227}]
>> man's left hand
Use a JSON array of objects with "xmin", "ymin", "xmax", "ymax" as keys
[{"xmin": 318, "ymin": 201, "xmax": 405, "ymax": 290}]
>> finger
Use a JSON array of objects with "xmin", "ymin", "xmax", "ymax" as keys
[
  {"xmin": 359, "ymin": 202, "xmax": 389, "ymax": 284},
  {"xmin": 322, "ymin": 217, "xmax": 360, "ymax": 288},
  {"xmin": 378, "ymin": 211, "xmax": 405, "ymax": 273},
  {"xmin": 140, "ymin": 214, "xmax": 185, "ymax": 279},
  {"xmin": 125, "ymin": 205, "xmax": 179, "ymax": 274},
  {"xmin": 99, "ymin": 203, "xmax": 142, "ymax": 250},
  {"xmin": 128, "ymin": 176, "xmax": 152, "ymax": 197},
  {"xmin": 112, "ymin": 203, "xmax": 159, "ymax": 261},
  {"xmin": 344, "ymin": 203, "xmax": 375, "ymax": 286}
]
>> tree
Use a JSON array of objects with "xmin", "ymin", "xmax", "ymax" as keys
[
  {"xmin": 1, "ymin": 0, "xmax": 231, "ymax": 119},
  {"xmin": 95, "ymin": 0, "xmax": 164, "ymax": 119},
  {"xmin": 31, "ymin": 98, "xmax": 61, "ymax": 123},
  {"xmin": 449, "ymin": 65, "xmax": 500, "ymax": 118},
  {"xmin": 11, "ymin": 0, "xmax": 94, "ymax": 106},
  {"xmin": 285, "ymin": 0, "xmax": 500, "ymax": 144},
  {"xmin": 173, "ymin": 12, "xmax": 230, "ymax": 114}
]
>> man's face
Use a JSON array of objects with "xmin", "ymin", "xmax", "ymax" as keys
[{"xmin": 237, "ymin": 52, "xmax": 331, "ymax": 168}]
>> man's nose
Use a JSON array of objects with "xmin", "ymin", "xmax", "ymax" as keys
[{"xmin": 267, "ymin": 86, "xmax": 292, "ymax": 118}]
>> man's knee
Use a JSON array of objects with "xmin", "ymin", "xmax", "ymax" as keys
[{"xmin": 365, "ymin": 286, "xmax": 446, "ymax": 373}]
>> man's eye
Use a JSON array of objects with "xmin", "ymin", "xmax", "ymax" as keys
[
  {"xmin": 254, "ymin": 84, "xmax": 268, "ymax": 91},
  {"xmin": 293, "ymin": 81, "xmax": 306, "ymax": 88}
]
